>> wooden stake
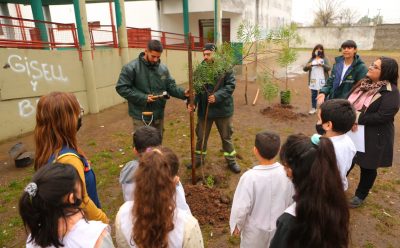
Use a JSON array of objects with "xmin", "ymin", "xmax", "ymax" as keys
[
  {"xmin": 187, "ymin": 34, "xmax": 196, "ymax": 185},
  {"xmin": 244, "ymin": 64, "xmax": 248, "ymax": 105},
  {"xmin": 252, "ymin": 88, "xmax": 260, "ymax": 106}
]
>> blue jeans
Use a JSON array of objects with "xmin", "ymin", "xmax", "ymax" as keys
[{"xmin": 311, "ymin": 89, "xmax": 318, "ymax": 109}]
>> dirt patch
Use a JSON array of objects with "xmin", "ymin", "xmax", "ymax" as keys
[
  {"xmin": 260, "ymin": 104, "xmax": 308, "ymax": 120},
  {"xmin": 184, "ymin": 184, "xmax": 230, "ymax": 227}
]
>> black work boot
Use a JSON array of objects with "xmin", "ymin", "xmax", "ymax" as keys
[
  {"xmin": 226, "ymin": 159, "xmax": 241, "ymax": 174},
  {"xmin": 186, "ymin": 156, "xmax": 204, "ymax": 169}
]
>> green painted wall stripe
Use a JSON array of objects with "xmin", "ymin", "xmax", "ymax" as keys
[
  {"xmin": 182, "ymin": 0, "xmax": 189, "ymax": 42},
  {"xmin": 114, "ymin": 0, "xmax": 122, "ymax": 28},
  {"xmin": 30, "ymin": 0, "xmax": 49, "ymax": 43},
  {"xmin": 73, "ymin": 0, "xmax": 85, "ymax": 46}
]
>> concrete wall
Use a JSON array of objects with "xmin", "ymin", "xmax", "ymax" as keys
[
  {"xmin": 0, "ymin": 48, "xmax": 202, "ymax": 141},
  {"xmin": 373, "ymin": 24, "xmax": 400, "ymax": 50},
  {"xmin": 294, "ymin": 26, "xmax": 376, "ymax": 50},
  {"xmin": 295, "ymin": 24, "xmax": 400, "ymax": 50}
]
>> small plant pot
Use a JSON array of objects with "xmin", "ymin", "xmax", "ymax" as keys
[{"xmin": 280, "ymin": 90, "xmax": 291, "ymax": 105}]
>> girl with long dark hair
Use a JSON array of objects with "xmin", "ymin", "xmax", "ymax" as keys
[
  {"xmin": 270, "ymin": 134, "xmax": 349, "ymax": 248},
  {"xmin": 19, "ymin": 163, "xmax": 113, "ymax": 248}
]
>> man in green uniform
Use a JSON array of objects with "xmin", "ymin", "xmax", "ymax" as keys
[
  {"xmin": 188, "ymin": 43, "xmax": 241, "ymax": 174},
  {"xmin": 116, "ymin": 40, "xmax": 188, "ymax": 136}
]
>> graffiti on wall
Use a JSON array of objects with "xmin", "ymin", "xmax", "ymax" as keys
[
  {"xmin": 18, "ymin": 99, "xmax": 39, "ymax": 118},
  {"xmin": 17, "ymin": 98, "xmax": 82, "ymax": 118},
  {"xmin": 7, "ymin": 54, "xmax": 69, "ymax": 92}
]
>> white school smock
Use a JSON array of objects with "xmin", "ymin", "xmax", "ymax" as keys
[
  {"xmin": 330, "ymin": 134, "xmax": 356, "ymax": 190},
  {"xmin": 26, "ymin": 219, "xmax": 109, "ymax": 248},
  {"xmin": 229, "ymin": 163, "xmax": 294, "ymax": 248}
]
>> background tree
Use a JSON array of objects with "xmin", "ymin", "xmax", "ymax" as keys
[
  {"xmin": 337, "ymin": 8, "xmax": 359, "ymax": 26},
  {"xmin": 313, "ymin": 0, "xmax": 343, "ymax": 26},
  {"xmin": 357, "ymin": 14, "xmax": 383, "ymax": 25}
]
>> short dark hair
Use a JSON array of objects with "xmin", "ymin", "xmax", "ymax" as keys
[
  {"xmin": 203, "ymin": 43, "xmax": 216, "ymax": 52},
  {"xmin": 379, "ymin": 56, "xmax": 399, "ymax": 86},
  {"xmin": 19, "ymin": 163, "xmax": 83, "ymax": 247},
  {"xmin": 147, "ymin": 40, "xmax": 163, "ymax": 53},
  {"xmin": 312, "ymin": 44, "xmax": 325, "ymax": 59},
  {"xmin": 341, "ymin": 40, "xmax": 357, "ymax": 49},
  {"xmin": 255, "ymin": 131, "xmax": 280, "ymax": 160},
  {"xmin": 320, "ymin": 99, "xmax": 356, "ymax": 134},
  {"xmin": 160, "ymin": 146, "xmax": 179, "ymax": 176},
  {"xmin": 133, "ymin": 126, "xmax": 162, "ymax": 153}
]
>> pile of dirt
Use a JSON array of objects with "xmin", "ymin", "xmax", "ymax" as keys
[
  {"xmin": 260, "ymin": 104, "xmax": 307, "ymax": 120},
  {"xmin": 184, "ymin": 184, "xmax": 230, "ymax": 226}
]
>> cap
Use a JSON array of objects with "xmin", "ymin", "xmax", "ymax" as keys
[
  {"xmin": 203, "ymin": 43, "xmax": 216, "ymax": 51},
  {"xmin": 341, "ymin": 40, "xmax": 357, "ymax": 49}
]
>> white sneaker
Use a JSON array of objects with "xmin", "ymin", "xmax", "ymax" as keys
[{"xmin": 308, "ymin": 108, "xmax": 317, "ymax": 114}]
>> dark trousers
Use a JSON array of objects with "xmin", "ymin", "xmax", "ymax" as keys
[
  {"xmin": 311, "ymin": 89, "xmax": 318, "ymax": 109},
  {"xmin": 347, "ymin": 163, "xmax": 378, "ymax": 200},
  {"xmin": 132, "ymin": 117, "xmax": 164, "ymax": 139},
  {"xmin": 195, "ymin": 116, "xmax": 236, "ymax": 162}
]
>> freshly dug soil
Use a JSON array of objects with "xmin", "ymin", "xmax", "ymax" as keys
[
  {"xmin": 184, "ymin": 184, "xmax": 231, "ymax": 227},
  {"xmin": 260, "ymin": 104, "xmax": 307, "ymax": 120}
]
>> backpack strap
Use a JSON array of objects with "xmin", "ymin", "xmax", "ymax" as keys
[{"xmin": 52, "ymin": 147, "xmax": 91, "ymax": 172}]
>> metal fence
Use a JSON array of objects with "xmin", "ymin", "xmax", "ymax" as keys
[
  {"xmin": 126, "ymin": 27, "xmax": 206, "ymax": 51},
  {"xmin": 0, "ymin": 15, "xmax": 79, "ymax": 50},
  {"xmin": 0, "ymin": 16, "xmax": 206, "ymax": 52}
]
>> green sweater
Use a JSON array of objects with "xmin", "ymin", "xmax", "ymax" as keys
[{"xmin": 116, "ymin": 52, "xmax": 186, "ymax": 120}]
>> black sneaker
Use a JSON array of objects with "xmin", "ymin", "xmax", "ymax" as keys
[
  {"xmin": 186, "ymin": 159, "xmax": 203, "ymax": 169},
  {"xmin": 227, "ymin": 161, "xmax": 241, "ymax": 174},
  {"xmin": 349, "ymin": 196, "xmax": 364, "ymax": 208}
]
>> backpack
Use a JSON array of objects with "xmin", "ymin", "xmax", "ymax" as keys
[{"xmin": 48, "ymin": 147, "xmax": 101, "ymax": 208}]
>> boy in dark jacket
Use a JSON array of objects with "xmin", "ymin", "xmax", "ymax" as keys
[{"xmin": 317, "ymin": 40, "xmax": 368, "ymax": 104}]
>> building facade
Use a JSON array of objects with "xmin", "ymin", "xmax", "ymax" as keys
[{"xmin": 159, "ymin": 0, "xmax": 292, "ymax": 43}]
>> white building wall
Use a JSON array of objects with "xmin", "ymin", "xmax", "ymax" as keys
[
  {"xmin": 162, "ymin": 0, "xmax": 214, "ymax": 14},
  {"xmin": 224, "ymin": 12, "xmax": 243, "ymax": 42}
]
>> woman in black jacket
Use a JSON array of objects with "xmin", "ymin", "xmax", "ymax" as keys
[{"xmin": 347, "ymin": 56, "xmax": 400, "ymax": 208}]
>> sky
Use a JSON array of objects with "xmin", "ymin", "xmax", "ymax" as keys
[{"xmin": 291, "ymin": 0, "xmax": 400, "ymax": 25}]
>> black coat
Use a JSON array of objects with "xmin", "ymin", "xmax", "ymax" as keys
[{"xmin": 353, "ymin": 83, "xmax": 400, "ymax": 169}]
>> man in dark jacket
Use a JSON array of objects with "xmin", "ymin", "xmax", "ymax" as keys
[
  {"xmin": 317, "ymin": 40, "xmax": 368, "ymax": 104},
  {"xmin": 116, "ymin": 40, "xmax": 188, "ymax": 136},
  {"xmin": 188, "ymin": 43, "xmax": 241, "ymax": 173}
]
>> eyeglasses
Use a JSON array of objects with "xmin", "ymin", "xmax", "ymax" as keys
[{"xmin": 369, "ymin": 63, "xmax": 381, "ymax": 70}]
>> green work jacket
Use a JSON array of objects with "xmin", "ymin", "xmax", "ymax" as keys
[
  {"xmin": 116, "ymin": 52, "xmax": 186, "ymax": 120},
  {"xmin": 195, "ymin": 70, "xmax": 236, "ymax": 119}
]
